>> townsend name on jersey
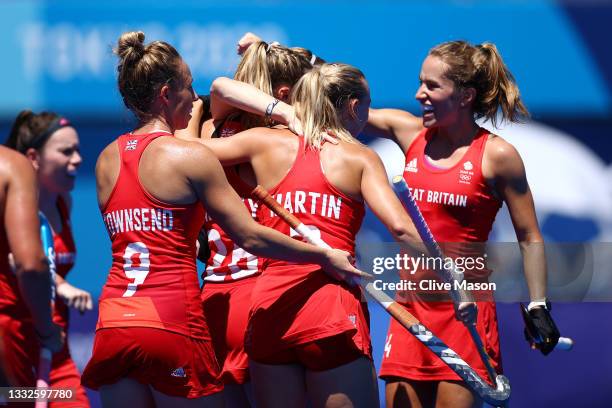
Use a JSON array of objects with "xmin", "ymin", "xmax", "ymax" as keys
[
  {"xmin": 266, "ymin": 191, "xmax": 343, "ymax": 220},
  {"xmin": 408, "ymin": 187, "xmax": 468, "ymax": 207},
  {"xmin": 103, "ymin": 208, "xmax": 173, "ymax": 236}
]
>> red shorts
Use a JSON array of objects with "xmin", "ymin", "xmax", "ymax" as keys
[
  {"xmin": 50, "ymin": 354, "xmax": 90, "ymax": 408},
  {"xmin": 250, "ymin": 332, "xmax": 366, "ymax": 371},
  {"xmin": 81, "ymin": 327, "xmax": 223, "ymax": 398},
  {"xmin": 0, "ymin": 314, "xmax": 39, "ymax": 387},
  {"xmin": 379, "ymin": 300, "xmax": 502, "ymax": 383},
  {"xmin": 246, "ymin": 272, "xmax": 372, "ymax": 366},
  {"xmin": 201, "ymin": 277, "xmax": 255, "ymax": 384}
]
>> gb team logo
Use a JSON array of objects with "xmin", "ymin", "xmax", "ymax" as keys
[
  {"xmin": 459, "ymin": 160, "xmax": 474, "ymax": 184},
  {"xmin": 405, "ymin": 158, "xmax": 418, "ymax": 173},
  {"xmin": 125, "ymin": 139, "xmax": 138, "ymax": 151}
]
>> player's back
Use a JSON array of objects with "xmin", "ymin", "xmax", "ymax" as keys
[{"xmin": 97, "ymin": 132, "xmax": 209, "ymax": 339}]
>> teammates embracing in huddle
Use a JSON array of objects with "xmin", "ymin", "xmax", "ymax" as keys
[{"xmin": 0, "ymin": 29, "xmax": 562, "ymax": 408}]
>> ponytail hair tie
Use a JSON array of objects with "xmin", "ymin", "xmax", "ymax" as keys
[{"xmin": 265, "ymin": 41, "xmax": 280, "ymax": 52}]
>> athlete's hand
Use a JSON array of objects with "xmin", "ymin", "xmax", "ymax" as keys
[
  {"xmin": 455, "ymin": 301, "xmax": 478, "ymax": 325},
  {"xmin": 322, "ymin": 249, "xmax": 372, "ymax": 285},
  {"xmin": 237, "ymin": 32, "xmax": 262, "ymax": 55},
  {"xmin": 191, "ymin": 97, "xmax": 204, "ymax": 117},
  {"xmin": 321, "ymin": 129, "xmax": 340, "ymax": 145},
  {"xmin": 36, "ymin": 323, "xmax": 64, "ymax": 354},
  {"xmin": 525, "ymin": 305, "xmax": 560, "ymax": 355},
  {"xmin": 57, "ymin": 282, "xmax": 93, "ymax": 313}
]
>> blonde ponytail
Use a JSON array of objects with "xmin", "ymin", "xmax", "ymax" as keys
[
  {"xmin": 234, "ymin": 41, "xmax": 273, "ymax": 96},
  {"xmin": 234, "ymin": 41, "xmax": 311, "ymax": 129},
  {"xmin": 291, "ymin": 63, "xmax": 366, "ymax": 149}
]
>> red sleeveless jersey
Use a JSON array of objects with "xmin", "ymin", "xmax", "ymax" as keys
[
  {"xmin": 202, "ymin": 119, "xmax": 262, "ymax": 282},
  {"xmin": 256, "ymin": 137, "xmax": 365, "ymax": 287},
  {"xmin": 380, "ymin": 128, "xmax": 503, "ymax": 382},
  {"xmin": 52, "ymin": 196, "xmax": 77, "ymax": 331},
  {"xmin": 403, "ymin": 127, "xmax": 501, "ymax": 277},
  {"xmin": 97, "ymin": 132, "xmax": 209, "ymax": 339},
  {"xmin": 246, "ymin": 138, "xmax": 370, "ymax": 356}
]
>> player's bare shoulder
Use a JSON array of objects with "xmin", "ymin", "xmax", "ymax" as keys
[
  {"xmin": 0, "ymin": 145, "xmax": 36, "ymax": 183},
  {"xmin": 483, "ymin": 132, "xmax": 525, "ymax": 179},
  {"xmin": 345, "ymin": 140, "xmax": 384, "ymax": 169},
  {"xmin": 0, "ymin": 146, "xmax": 37, "ymax": 211}
]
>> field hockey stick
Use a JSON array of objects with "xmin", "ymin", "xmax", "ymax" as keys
[
  {"xmin": 36, "ymin": 213, "xmax": 56, "ymax": 408},
  {"xmin": 251, "ymin": 185, "xmax": 511, "ymax": 406},
  {"xmin": 35, "ymin": 348, "xmax": 52, "ymax": 408},
  {"xmin": 39, "ymin": 212, "xmax": 56, "ymax": 301}
]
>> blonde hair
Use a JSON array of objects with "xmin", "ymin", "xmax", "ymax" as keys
[
  {"xmin": 429, "ymin": 40, "xmax": 529, "ymax": 127},
  {"xmin": 114, "ymin": 31, "xmax": 184, "ymax": 123},
  {"xmin": 234, "ymin": 41, "xmax": 311, "ymax": 128},
  {"xmin": 291, "ymin": 63, "xmax": 367, "ymax": 149},
  {"xmin": 291, "ymin": 47, "xmax": 326, "ymax": 66}
]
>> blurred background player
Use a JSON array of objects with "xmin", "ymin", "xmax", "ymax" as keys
[
  {"xmin": 0, "ymin": 144, "xmax": 63, "ymax": 388},
  {"xmin": 81, "ymin": 31, "xmax": 364, "ymax": 408},
  {"xmin": 365, "ymin": 40, "xmax": 562, "ymax": 408},
  {"xmin": 5, "ymin": 109, "xmax": 92, "ymax": 407}
]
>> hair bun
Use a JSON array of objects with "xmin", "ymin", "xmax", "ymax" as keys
[{"xmin": 115, "ymin": 31, "xmax": 146, "ymax": 62}]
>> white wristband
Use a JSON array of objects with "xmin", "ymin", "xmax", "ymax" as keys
[
  {"xmin": 527, "ymin": 300, "xmax": 548, "ymax": 311},
  {"xmin": 265, "ymin": 99, "xmax": 280, "ymax": 119}
]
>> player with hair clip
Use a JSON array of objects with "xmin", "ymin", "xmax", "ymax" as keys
[
  {"xmin": 80, "ymin": 31, "xmax": 362, "ymax": 408},
  {"xmin": 5, "ymin": 109, "xmax": 92, "ymax": 407},
  {"xmin": 236, "ymin": 32, "xmax": 326, "ymax": 67},
  {"xmin": 0, "ymin": 144, "xmax": 64, "ymax": 390},
  {"xmin": 360, "ymin": 40, "xmax": 563, "ymax": 408},
  {"xmin": 176, "ymin": 33, "xmax": 316, "ymax": 408},
  {"xmin": 187, "ymin": 64, "xmax": 431, "ymax": 408}
]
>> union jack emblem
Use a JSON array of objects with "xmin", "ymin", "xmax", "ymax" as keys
[{"xmin": 125, "ymin": 139, "xmax": 138, "ymax": 151}]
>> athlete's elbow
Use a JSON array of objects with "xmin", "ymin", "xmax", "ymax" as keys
[
  {"xmin": 517, "ymin": 228, "xmax": 544, "ymax": 245},
  {"xmin": 14, "ymin": 255, "xmax": 48, "ymax": 278},
  {"xmin": 210, "ymin": 77, "xmax": 232, "ymax": 98},
  {"xmin": 389, "ymin": 223, "xmax": 426, "ymax": 253},
  {"xmin": 388, "ymin": 222, "xmax": 415, "ymax": 242},
  {"xmin": 233, "ymin": 227, "xmax": 262, "ymax": 254}
]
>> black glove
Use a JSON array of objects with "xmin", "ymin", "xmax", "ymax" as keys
[
  {"xmin": 197, "ymin": 228, "xmax": 210, "ymax": 264},
  {"xmin": 521, "ymin": 302, "xmax": 561, "ymax": 355}
]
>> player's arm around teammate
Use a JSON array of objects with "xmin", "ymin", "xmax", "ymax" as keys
[
  {"xmin": 87, "ymin": 31, "xmax": 364, "ymax": 408},
  {"xmin": 203, "ymin": 76, "xmax": 426, "ymax": 252},
  {"xmin": 196, "ymin": 64, "xmax": 437, "ymax": 408}
]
